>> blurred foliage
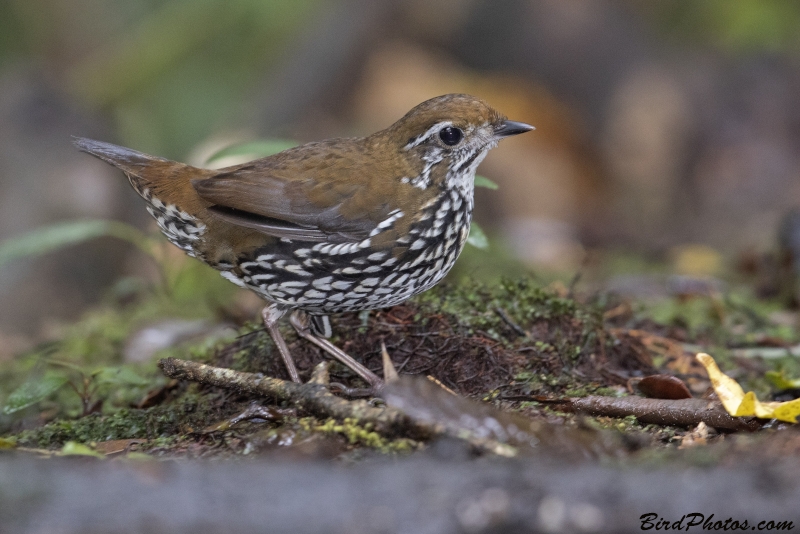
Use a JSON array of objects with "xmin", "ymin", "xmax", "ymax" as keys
[
  {"xmin": 0, "ymin": 266, "xmax": 237, "ymax": 423},
  {"xmin": 766, "ymin": 370, "xmax": 800, "ymax": 391},
  {"xmin": 0, "ymin": 219, "xmax": 239, "ymax": 422},
  {"xmin": 3, "ymin": 370, "xmax": 68, "ymax": 415},
  {"xmin": 1, "ymin": 0, "xmax": 320, "ymax": 157},
  {"xmin": 647, "ymin": 0, "xmax": 800, "ymax": 54},
  {"xmin": 0, "ymin": 218, "xmax": 233, "ymax": 300},
  {"xmin": 205, "ymin": 139, "xmax": 299, "ymax": 165},
  {"xmin": 0, "ymin": 220, "xmax": 153, "ymax": 270},
  {"xmin": 466, "ymin": 222, "xmax": 488, "ymax": 250},
  {"xmin": 640, "ymin": 290, "xmax": 798, "ymax": 346},
  {"xmin": 473, "ymin": 175, "xmax": 498, "ymax": 190},
  {"xmin": 631, "ymin": 286, "xmax": 800, "ymax": 402}
]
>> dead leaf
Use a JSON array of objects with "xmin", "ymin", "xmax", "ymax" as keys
[
  {"xmin": 612, "ymin": 328, "xmax": 706, "ymax": 381},
  {"xmin": 696, "ymin": 353, "xmax": 800, "ymax": 423},
  {"xmin": 636, "ymin": 375, "xmax": 692, "ymax": 400}
]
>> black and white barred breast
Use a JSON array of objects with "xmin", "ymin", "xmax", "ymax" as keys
[{"xmin": 224, "ymin": 187, "xmax": 473, "ymax": 314}]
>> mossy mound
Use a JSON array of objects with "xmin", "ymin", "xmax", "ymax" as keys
[{"xmin": 217, "ymin": 278, "xmax": 655, "ymax": 397}]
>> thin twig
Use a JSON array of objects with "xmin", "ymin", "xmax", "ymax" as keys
[
  {"xmin": 495, "ymin": 307, "xmax": 527, "ymax": 337},
  {"xmin": 560, "ymin": 395, "xmax": 763, "ymax": 432},
  {"xmin": 494, "ymin": 306, "xmax": 528, "ymax": 337}
]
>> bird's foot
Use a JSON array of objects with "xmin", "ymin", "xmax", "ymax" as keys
[
  {"xmin": 327, "ymin": 343, "xmax": 400, "ymax": 397},
  {"xmin": 290, "ymin": 310, "xmax": 384, "ymax": 391},
  {"xmin": 308, "ymin": 361, "xmax": 377, "ymax": 397},
  {"xmin": 261, "ymin": 306, "xmax": 402, "ymax": 396}
]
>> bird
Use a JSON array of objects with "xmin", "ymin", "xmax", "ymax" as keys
[{"xmin": 74, "ymin": 94, "xmax": 533, "ymax": 391}]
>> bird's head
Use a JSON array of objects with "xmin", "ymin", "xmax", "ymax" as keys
[{"xmin": 377, "ymin": 94, "xmax": 534, "ymax": 192}]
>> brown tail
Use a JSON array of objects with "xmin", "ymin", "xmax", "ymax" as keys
[
  {"xmin": 72, "ymin": 136, "xmax": 211, "ymax": 206},
  {"xmin": 72, "ymin": 137, "xmax": 170, "ymax": 177},
  {"xmin": 73, "ymin": 137, "xmax": 216, "ymax": 257}
]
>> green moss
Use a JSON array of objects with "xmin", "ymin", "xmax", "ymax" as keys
[
  {"xmin": 312, "ymin": 417, "xmax": 416, "ymax": 453},
  {"xmin": 15, "ymin": 391, "xmax": 230, "ymax": 448},
  {"xmin": 563, "ymin": 387, "xmax": 591, "ymax": 397},
  {"xmin": 417, "ymin": 278, "xmax": 592, "ymax": 334},
  {"xmin": 617, "ymin": 415, "xmax": 640, "ymax": 430},
  {"xmin": 593, "ymin": 388, "xmax": 619, "ymax": 398},
  {"xmin": 413, "ymin": 278, "xmax": 605, "ymax": 377}
]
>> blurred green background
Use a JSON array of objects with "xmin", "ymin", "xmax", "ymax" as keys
[{"xmin": 1, "ymin": 0, "xmax": 800, "ymax": 347}]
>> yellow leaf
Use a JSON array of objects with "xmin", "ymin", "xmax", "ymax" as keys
[
  {"xmin": 60, "ymin": 441, "xmax": 104, "ymax": 458},
  {"xmin": 772, "ymin": 398, "xmax": 800, "ymax": 423},
  {"xmin": 696, "ymin": 353, "xmax": 800, "ymax": 423}
]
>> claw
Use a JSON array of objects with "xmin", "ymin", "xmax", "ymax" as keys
[
  {"xmin": 289, "ymin": 310, "xmax": 383, "ymax": 389},
  {"xmin": 381, "ymin": 342, "xmax": 399, "ymax": 383}
]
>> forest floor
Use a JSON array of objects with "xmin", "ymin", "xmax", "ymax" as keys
[{"xmin": 2, "ymin": 247, "xmax": 800, "ymax": 532}]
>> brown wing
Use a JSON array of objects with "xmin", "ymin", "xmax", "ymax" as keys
[{"xmin": 193, "ymin": 140, "xmax": 399, "ymax": 243}]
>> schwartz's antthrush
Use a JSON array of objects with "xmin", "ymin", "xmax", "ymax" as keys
[{"xmin": 74, "ymin": 94, "xmax": 533, "ymax": 389}]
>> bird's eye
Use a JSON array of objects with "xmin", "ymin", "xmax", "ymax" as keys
[{"xmin": 438, "ymin": 126, "xmax": 463, "ymax": 146}]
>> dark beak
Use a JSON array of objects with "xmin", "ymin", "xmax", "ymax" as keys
[{"xmin": 494, "ymin": 120, "xmax": 535, "ymax": 138}]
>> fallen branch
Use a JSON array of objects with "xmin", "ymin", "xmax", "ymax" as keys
[
  {"xmin": 159, "ymin": 358, "xmax": 632, "ymax": 457},
  {"xmin": 160, "ymin": 358, "xmax": 612, "ymax": 457},
  {"xmin": 158, "ymin": 357, "xmax": 429, "ymax": 439},
  {"xmin": 562, "ymin": 395, "xmax": 762, "ymax": 431}
]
